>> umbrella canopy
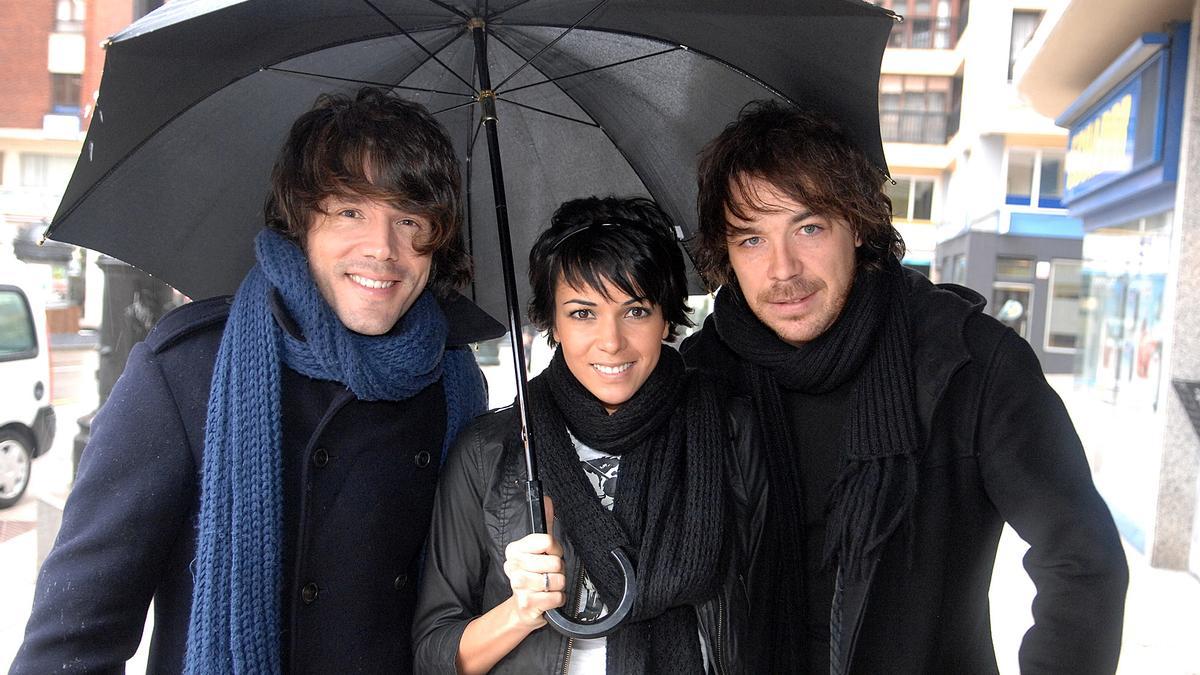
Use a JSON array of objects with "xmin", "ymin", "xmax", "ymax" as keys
[{"xmin": 47, "ymin": 0, "xmax": 895, "ymax": 323}]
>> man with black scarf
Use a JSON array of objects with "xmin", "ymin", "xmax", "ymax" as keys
[{"xmin": 680, "ymin": 100, "xmax": 1129, "ymax": 674}]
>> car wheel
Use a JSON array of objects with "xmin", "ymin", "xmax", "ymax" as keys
[{"xmin": 0, "ymin": 429, "xmax": 33, "ymax": 509}]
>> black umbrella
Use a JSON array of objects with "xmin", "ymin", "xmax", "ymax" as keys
[{"xmin": 46, "ymin": 0, "xmax": 896, "ymax": 637}]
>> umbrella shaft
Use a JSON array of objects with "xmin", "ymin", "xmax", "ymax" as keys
[{"xmin": 471, "ymin": 23, "xmax": 542, "ymax": 506}]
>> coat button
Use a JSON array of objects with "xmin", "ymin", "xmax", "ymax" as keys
[
  {"xmin": 413, "ymin": 450, "xmax": 431, "ymax": 468},
  {"xmin": 312, "ymin": 448, "xmax": 329, "ymax": 468},
  {"xmin": 394, "ymin": 574, "xmax": 408, "ymax": 591},
  {"xmin": 301, "ymin": 582, "xmax": 319, "ymax": 604}
]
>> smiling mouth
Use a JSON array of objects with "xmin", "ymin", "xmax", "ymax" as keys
[
  {"xmin": 593, "ymin": 362, "xmax": 633, "ymax": 375},
  {"xmin": 348, "ymin": 273, "xmax": 397, "ymax": 290}
]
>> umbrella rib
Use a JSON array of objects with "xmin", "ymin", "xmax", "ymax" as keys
[
  {"xmin": 419, "ymin": 0, "xmax": 471, "ymax": 20},
  {"xmin": 497, "ymin": 46, "xmax": 681, "ymax": 96},
  {"xmin": 494, "ymin": 97, "xmax": 600, "ymax": 128},
  {"xmin": 267, "ymin": 66, "xmax": 474, "ymax": 98},
  {"xmin": 361, "ymin": 0, "xmax": 477, "ymax": 94},
  {"xmin": 492, "ymin": 0, "xmax": 612, "ymax": 92},
  {"xmin": 487, "ymin": 0, "xmax": 536, "ymax": 20},
  {"xmin": 432, "ymin": 99, "xmax": 481, "ymax": 116}
]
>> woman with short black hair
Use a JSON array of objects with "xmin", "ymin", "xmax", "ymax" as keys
[{"xmin": 413, "ymin": 196, "xmax": 766, "ymax": 674}]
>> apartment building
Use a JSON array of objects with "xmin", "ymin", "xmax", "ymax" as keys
[{"xmin": 875, "ymin": 0, "xmax": 1084, "ymax": 373}]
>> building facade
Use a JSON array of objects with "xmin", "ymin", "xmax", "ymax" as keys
[
  {"xmin": 874, "ymin": 0, "xmax": 1086, "ymax": 373},
  {"xmin": 1017, "ymin": 0, "xmax": 1200, "ymax": 575}
]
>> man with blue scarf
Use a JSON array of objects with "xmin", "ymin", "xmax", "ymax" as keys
[{"xmin": 13, "ymin": 87, "xmax": 503, "ymax": 674}]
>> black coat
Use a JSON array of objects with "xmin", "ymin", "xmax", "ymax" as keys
[
  {"xmin": 680, "ymin": 270, "xmax": 1129, "ymax": 674},
  {"xmin": 11, "ymin": 292, "xmax": 502, "ymax": 675},
  {"xmin": 412, "ymin": 397, "xmax": 769, "ymax": 674}
]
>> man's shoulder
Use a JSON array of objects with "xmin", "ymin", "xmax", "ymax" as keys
[{"xmin": 145, "ymin": 295, "xmax": 232, "ymax": 355}]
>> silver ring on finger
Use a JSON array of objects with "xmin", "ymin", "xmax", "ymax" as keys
[{"xmin": 543, "ymin": 572, "xmax": 550, "ymax": 591}]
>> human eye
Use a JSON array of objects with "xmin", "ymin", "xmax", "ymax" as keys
[
  {"xmin": 335, "ymin": 207, "xmax": 362, "ymax": 219},
  {"xmin": 626, "ymin": 305, "xmax": 654, "ymax": 319},
  {"xmin": 567, "ymin": 308, "xmax": 593, "ymax": 320},
  {"xmin": 395, "ymin": 217, "xmax": 425, "ymax": 229},
  {"xmin": 798, "ymin": 223, "xmax": 825, "ymax": 236},
  {"xmin": 736, "ymin": 235, "xmax": 764, "ymax": 248}
]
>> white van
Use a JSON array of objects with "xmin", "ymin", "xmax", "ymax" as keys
[{"xmin": 0, "ymin": 279, "xmax": 56, "ymax": 509}]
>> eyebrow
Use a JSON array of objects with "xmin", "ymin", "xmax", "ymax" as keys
[
  {"xmin": 560, "ymin": 296, "xmax": 648, "ymax": 307},
  {"xmin": 726, "ymin": 209, "xmax": 816, "ymax": 236}
]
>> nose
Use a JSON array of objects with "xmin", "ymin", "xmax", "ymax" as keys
[
  {"xmin": 767, "ymin": 237, "xmax": 801, "ymax": 281},
  {"xmin": 596, "ymin": 315, "xmax": 626, "ymax": 354},
  {"xmin": 361, "ymin": 215, "xmax": 400, "ymax": 261}
]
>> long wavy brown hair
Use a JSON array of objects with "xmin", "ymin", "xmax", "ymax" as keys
[{"xmin": 692, "ymin": 100, "xmax": 903, "ymax": 291}]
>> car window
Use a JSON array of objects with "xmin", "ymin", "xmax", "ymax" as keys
[{"xmin": 0, "ymin": 288, "xmax": 37, "ymax": 359}]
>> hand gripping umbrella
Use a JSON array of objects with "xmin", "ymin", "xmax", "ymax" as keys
[{"xmin": 45, "ymin": 0, "xmax": 896, "ymax": 637}]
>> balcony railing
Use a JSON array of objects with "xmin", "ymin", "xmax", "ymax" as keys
[{"xmin": 880, "ymin": 110, "xmax": 955, "ymax": 144}]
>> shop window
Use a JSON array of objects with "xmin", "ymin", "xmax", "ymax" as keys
[
  {"xmin": 1006, "ymin": 148, "xmax": 1066, "ymax": 208},
  {"xmin": 874, "ymin": 0, "xmax": 966, "ymax": 49},
  {"xmin": 1009, "ymin": 10, "xmax": 1043, "ymax": 81},
  {"xmin": 993, "ymin": 283, "xmax": 1034, "ymax": 340},
  {"xmin": 884, "ymin": 176, "xmax": 936, "ymax": 220},
  {"xmin": 880, "ymin": 75, "xmax": 959, "ymax": 144},
  {"xmin": 951, "ymin": 254, "xmax": 967, "ymax": 285},
  {"xmin": 996, "ymin": 256, "xmax": 1035, "ymax": 281},
  {"xmin": 1045, "ymin": 259, "xmax": 1082, "ymax": 351},
  {"xmin": 20, "ymin": 153, "xmax": 76, "ymax": 188},
  {"xmin": 51, "ymin": 73, "xmax": 81, "ymax": 115}
]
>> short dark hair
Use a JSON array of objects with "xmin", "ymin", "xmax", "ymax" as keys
[
  {"xmin": 264, "ymin": 86, "xmax": 469, "ymax": 297},
  {"xmin": 692, "ymin": 100, "xmax": 904, "ymax": 291},
  {"xmin": 527, "ymin": 196, "xmax": 694, "ymax": 346}
]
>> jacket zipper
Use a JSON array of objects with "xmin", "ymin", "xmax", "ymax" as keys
[
  {"xmin": 713, "ymin": 592, "xmax": 727, "ymax": 675},
  {"xmin": 561, "ymin": 570, "xmax": 586, "ymax": 674}
]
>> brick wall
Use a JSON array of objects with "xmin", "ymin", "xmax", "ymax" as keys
[
  {"xmin": 81, "ymin": 0, "xmax": 134, "ymax": 125},
  {"xmin": 0, "ymin": 0, "xmax": 55, "ymax": 128}
]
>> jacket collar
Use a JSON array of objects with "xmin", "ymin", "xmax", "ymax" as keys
[
  {"xmin": 269, "ymin": 288, "xmax": 505, "ymax": 347},
  {"xmin": 901, "ymin": 269, "xmax": 985, "ymax": 432}
]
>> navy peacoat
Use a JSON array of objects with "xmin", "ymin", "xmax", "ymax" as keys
[{"xmin": 11, "ymin": 291, "xmax": 502, "ymax": 674}]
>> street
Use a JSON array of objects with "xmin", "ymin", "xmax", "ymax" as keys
[{"xmin": 1, "ymin": 344, "xmax": 1198, "ymax": 672}]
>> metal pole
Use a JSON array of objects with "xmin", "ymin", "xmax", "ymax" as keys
[{"xmin": 468, "ymin": 19, "xmax": 547, "ymax": 535}]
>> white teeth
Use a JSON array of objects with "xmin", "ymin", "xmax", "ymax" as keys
[
  {"xmin": 349, "ymin": 274, "xmax": 396, "ymax": 289},
  {"xmin": 593, "ymin": 363, "xmax": 633, "ymax": 375}
]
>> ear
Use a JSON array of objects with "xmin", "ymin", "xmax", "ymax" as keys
[{"xmin": 661, "ymin": 321, "xmax": 670, "ymax": 341}]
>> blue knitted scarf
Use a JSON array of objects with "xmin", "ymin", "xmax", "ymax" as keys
[{"xmin": 183, "ymin": 229, "xmax": 485, "ymax": 673}]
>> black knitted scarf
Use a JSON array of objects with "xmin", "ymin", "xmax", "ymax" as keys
[
  {"xmin": 524, "ymin": 346, "xmax": 726, "ymax": 673},
  {"xmin": 712, "ymin": 258, "xmax": 920, "ymax": 669}
]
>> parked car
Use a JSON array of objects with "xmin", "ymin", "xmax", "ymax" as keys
[{"xmin": 0, "ymin": 278, "xmax": 55, "ymax": 509}]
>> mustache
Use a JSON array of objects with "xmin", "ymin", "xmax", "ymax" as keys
[
  {"xmin": 757, "ymin": 277, "xmax": 824, "ymax": 304},
  {"xmin": 335, "ymin": 260, "xmax": 409, "ymax": 280}
]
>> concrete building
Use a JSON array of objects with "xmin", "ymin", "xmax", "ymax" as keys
[
  {"xmin": 875, "ymin": 0, "xmax": 1086, "ymax": 373},
  {"xmin": 1016, "ymin": 0, "xmax": 1200, "ymax": 576}
]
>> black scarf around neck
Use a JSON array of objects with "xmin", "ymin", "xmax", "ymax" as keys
[
  {"xmin": 712, "ymin": 258, "xmax": 920, "ymax": 668},
  {"xmin": 523, "ymin": 346, "xmax": 726, "ymax": 673}
]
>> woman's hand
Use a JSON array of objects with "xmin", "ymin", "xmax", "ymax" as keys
[{"xmin": 502, "ymin": 496, "xmax": 567, "ymax": 629}]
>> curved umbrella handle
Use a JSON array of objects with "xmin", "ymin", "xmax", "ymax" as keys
[
  {"xmin": 526, "ymin": 480, "xmax": 637, "ymax": 638},
  {"xmin": 545, "ymin": 547, "xmax": 637, "ymax": 639}
]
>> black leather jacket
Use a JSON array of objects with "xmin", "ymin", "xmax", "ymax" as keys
[{"xmin": 413, "ymin": 396, "xmax": 767, "ymax": 674}]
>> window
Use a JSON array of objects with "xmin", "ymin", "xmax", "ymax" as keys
[
  {"xmin": 995, "ymin": 256, "xmax": 1035, "ymax": 281},
  {"xmin": 20, "ymin": 154, "xmax": 76, "ymax": 188},
  {"xmin": 951, "ymin": 254, "xmax": 967, "ymax": 284},
  {"xmin": 51, "ymin": 73, "xmax": 81, "ymax": 115},
  {"xmin": 875, "ymin": 0, "xmax": 967, "ymax": 49},
  {"xmin": 1045, "ymin": 260, "xmax": 1082, "ymax": 351},
  {"xmin": 885, "ymin": 177, "xmax": 935, "ymax": 220},
  {"xmin": 0, "ymin": 289, "xmax": 37, "ymax": 361},
  {"xmin": 55, "ymin": 0, "xmax": 85, "ymax": 32},
  {"xmin": 1009, "ymin": 11, "xmax": 1043, "ymax": 81},
  {"xmin": 992, "ymin": 283, "xmax": 1034, "ymax": 340},
  {"xmin": 1006, "ymin": 148, "xmax": 1066, "ymax": 208},
  {"xmin": 880, "ymin": 75, "xmax": 959, "ymax": 144}
]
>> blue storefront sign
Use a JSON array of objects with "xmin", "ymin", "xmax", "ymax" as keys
[{"xmin": 1059, "ymin": 24, "xmax": 1190, "ymax": 224}]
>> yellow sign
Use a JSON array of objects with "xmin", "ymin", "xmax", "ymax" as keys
[{"xmin": 1065, "ymin": 93, "xmax": 1134, "ymax": 192}]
